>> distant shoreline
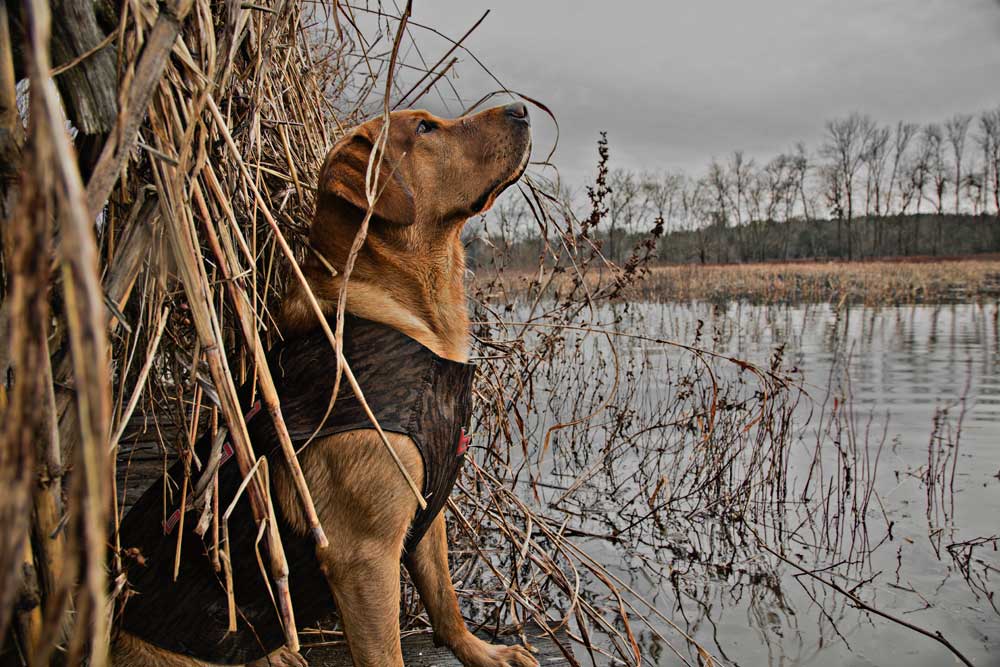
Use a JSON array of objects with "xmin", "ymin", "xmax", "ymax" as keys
[
  {"xmin": 654, "ymin": 251, "xmax": 1000, "ymax": 269},
  {"xmin": 634, "ymin": 257, "xmax": 1000, "ymax": 304},
  {"xmin": 482, "ymin": 256, "xmax": 1000, "ymax": 305}
]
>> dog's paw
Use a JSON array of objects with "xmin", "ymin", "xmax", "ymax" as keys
[
  {"xmin": 482, "ymin": 643, "xmax": 538, "ymax": 667},
  {"xmin": 247, "ymin": 646, "xmax": 309, "ymax": 667},
  {"xmin": 450, "ymin": 633, "xmax": 538, "ymax": 667}
]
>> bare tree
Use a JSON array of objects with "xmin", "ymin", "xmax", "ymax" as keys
[
  {"xmin": 973, "ymin": 116, "xmax": 990, "ymax": 214},
  {"xmin": 863, "ymin": 125, "xmax": 891, "ymax": 254},
  {"xmin": 745, "ymin": 167, "xmax": 765, "ymax": 224},
  {"xmin": 887, "ymin": 121, "xmax": 918, "ymax": 215},
  {"xmin": 743, "ymin": 166, "xmax": 770, "ymax": 261},
  {"xmin": 728, "ymin": 151, "xmax": 754, "ymax": 227},
  {"xmin": 820, "ymin": 113, "xmax": 875, "ymax": 259},
  {"xmin": 683, "ymin": 176, "xmax": 720, "ymax": 263},
  {"xmin": 820, "ymin": 163, "xmax": 845, "ymax": 249},
  {"xmin": 791, "ymin": 142, "xmax": 813, "ymax": 222},
  {"xmin": 707, "ymin": 158, "xmax": 731, "ymax": 225},
  {"xmin": 903, "ymin": 139, "xmax": 932, "ymax": 214},
  {"xmin": 640, "ymin": 170, "xmax": 684, "ymax": 228},
  {"xmin": 945, "ymin": 114, "xmax": 973, "ymax": 214},
  {"xmin": 481, "ymin": 192, "xmax": 533, "ymax": 266},
  {"xmin": 863, "ymin": 125, "xmax": 891, "ymax": 217},
  {"xmin": 721, "ymin": 151, "xmax": 758, "ymax": 260},
  {"xmin": 884, "ymin": 122, "xmax": 918, "ymax": 254},
  {"xmin": 922, "ymin": 124, "xmax": 948, "ymax": 216},
  {"xmin": 920, "ymin": 124, "xmax": 950, "ymax": 254},
  {"xmin": 756, "ymin": 153, "xmax": 801, "ymax": 258},
  {"xmin": 979, "ymin": 108, "xmax": 1000, "ymax": 215},
  {"xmin": 895, "ymin": 135, "xmax": 933, "ymax": 254},
  {"xmin": 762, "ymin": 153, "xmax": 798, "ymax": 222},
  {"xmin": 607, "ymin": 169, "xmax": 644, "ymax": 262}
]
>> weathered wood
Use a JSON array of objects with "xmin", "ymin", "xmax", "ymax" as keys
[
  {"xmin": 6, "ymin": 0, "xmax": 117, "ymax": 136},
  {"xmin": 48, "ymin": 0, "xmax": 117, "ymax": 135},
  {"xmin": 298, "ymin": 625, "xmax": 574, "ymax": 667},
  {"xmin": 0, "ymin": 3, "xmax": 23, "ymax": 178}
]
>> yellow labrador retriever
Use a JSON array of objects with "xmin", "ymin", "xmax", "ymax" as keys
[{"xmin": 112, "ymin": 102, "xmax": 536, "ymax": 667}]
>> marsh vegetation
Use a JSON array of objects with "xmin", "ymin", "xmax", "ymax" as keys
[{"xmin": 0, "ymin": 3, "xmax": 996, "ymax": 667}]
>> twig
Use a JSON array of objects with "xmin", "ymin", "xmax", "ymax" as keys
[
  {"xmin": 747, "ymin": 524, "xmax": 974, "ymax": 667},
  {"xmin": 110, "ymin": 306, "xmax": 171, "ymax": 451}
]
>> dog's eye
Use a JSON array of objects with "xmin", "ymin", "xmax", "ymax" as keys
[{"xmin": 415, "ymin": 120, "xmax": 436, "ymax": 135}]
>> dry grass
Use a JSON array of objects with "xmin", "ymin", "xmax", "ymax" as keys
[
  {"xmin": 634, "ymin": 257, "xmax": 1000, "ymax": 304},
  {"xmin": 497, "ymin": 256, "xmax": 1000, "ymax": 305}
]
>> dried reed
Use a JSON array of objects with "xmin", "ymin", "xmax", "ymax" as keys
[{"xmin": 625, "ymin": 257, "xmax": 1000, "ymax": 305}]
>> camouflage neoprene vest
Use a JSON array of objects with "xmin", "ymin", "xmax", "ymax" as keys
[{"xmin": 116, "ymin": 315, "xmax": 475, "ymax": 663}]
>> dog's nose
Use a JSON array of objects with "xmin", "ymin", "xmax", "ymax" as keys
[{"xmin": 505, "ymin": 101, "xmax": 530, "ymax": 124}]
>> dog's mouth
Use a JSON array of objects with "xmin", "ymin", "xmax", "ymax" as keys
[{"xmin": 470, "ymin": 140, "xmax": 532, "ymax": 215}]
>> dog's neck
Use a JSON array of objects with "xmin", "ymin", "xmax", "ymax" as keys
[{"xmin": 280, "ymin": 201, "xmax": 471, "ymax": 363}]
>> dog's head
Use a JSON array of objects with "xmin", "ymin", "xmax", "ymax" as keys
[{"xmin": 311, "ymin": 102, "xmax": 531, "ymax": 261}]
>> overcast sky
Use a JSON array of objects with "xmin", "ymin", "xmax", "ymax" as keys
[{"xmin": 393, "ymin": 0, "xmax": 1000, "ymax": 189}]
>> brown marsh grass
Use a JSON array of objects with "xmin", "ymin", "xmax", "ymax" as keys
[
  {"xmin": 491, "ymin": 256, "xmax": 1000, "ymax": 306},
  {"xmin": 632, "ymin": 257, "xmax": 1000, "ymax": 305},
  {"xmin": 634, "ymin": 256, "xmax": 1000, "ymax": 304}
]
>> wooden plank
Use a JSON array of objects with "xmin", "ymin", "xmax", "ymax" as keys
[{"xmin": 298, "ymin": 625, "xmax": 574, "ymax": 667}]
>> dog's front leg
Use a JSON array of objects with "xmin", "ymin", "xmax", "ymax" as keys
[
  {"xmin": 405, "ymin": 514, "xmax": 537, "ymax": 667},
  {"xmin": 318, "ymin": 547, "xmax": 404, "ymax": 667},
  {"xmin": 300, "ymin": 431, "xmax": 422, "ymax": 667}
]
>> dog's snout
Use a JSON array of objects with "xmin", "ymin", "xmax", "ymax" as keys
[{"xmin": 504, "ymin": 101, "xmax": 530, "ymax": 124}]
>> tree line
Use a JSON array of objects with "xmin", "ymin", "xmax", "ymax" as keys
[{"xmin": 472, "ymin": 107, "xmax": 1000, "ymax": 267}]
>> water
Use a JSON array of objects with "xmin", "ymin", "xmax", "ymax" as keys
[{"xmin": 507, "ymin": 301, "xmax": 999, "ymax": 666}]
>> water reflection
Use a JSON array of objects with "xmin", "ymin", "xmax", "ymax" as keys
[{"xmin": 511, "ymin": 301, "xmax": 999, "ymax": 666}]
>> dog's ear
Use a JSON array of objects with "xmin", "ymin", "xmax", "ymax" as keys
[{"xmin": 318, "ymin": 132, "xmax": 416, "ymax": 226}]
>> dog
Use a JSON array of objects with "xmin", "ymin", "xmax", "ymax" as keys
[{"xmin": 112, "ymin": 101, "xmax": 535, "ymax": 667}]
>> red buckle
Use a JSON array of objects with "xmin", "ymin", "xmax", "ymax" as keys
[
  {"xmin": 244, "ymin": 400, "xmax": 262, "ymax": 421},
  {"xmin": 219, "ymin": 441, "xmax": 234, "ymax": 466},
  {"xmin": 163, "ymin": 509, "xmax": 181, "ymax": 535},
  {"xmin": 457, "ymin": 428, "xmax": 471, "ymax": 456}
]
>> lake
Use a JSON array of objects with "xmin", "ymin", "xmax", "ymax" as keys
[{"xmin": 490, "ymin": 300, "xmax": 999, "ymax": 666}]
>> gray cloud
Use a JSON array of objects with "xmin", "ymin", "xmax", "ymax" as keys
[{"xmin": 400, "ymin": 0, "xmax": 1000, "ymax": 187}]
